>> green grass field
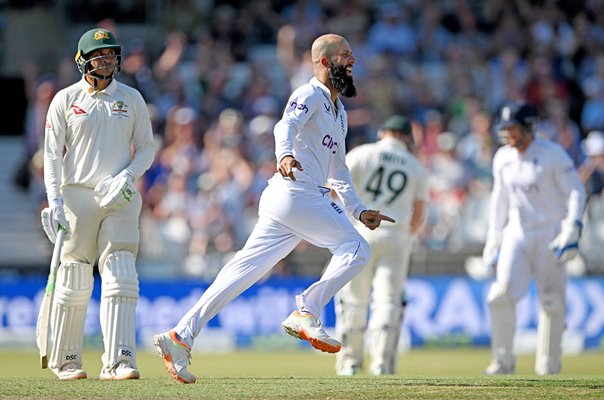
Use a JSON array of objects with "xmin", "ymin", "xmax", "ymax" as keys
[{"xmin": 0, "ymin": 348, "xmax": 603, "ymax": 399}]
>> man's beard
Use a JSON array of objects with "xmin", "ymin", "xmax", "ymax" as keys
[{"xmin": 328, "ymin": 63, "xmax": 356, "ymax": 98}]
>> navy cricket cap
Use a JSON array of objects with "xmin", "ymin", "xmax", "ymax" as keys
[{"xmin": 497, "ymin": 101, "xmax": 539, "ymax": 130}]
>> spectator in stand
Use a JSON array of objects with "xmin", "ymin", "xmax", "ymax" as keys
[
  {"xmin": 539, "ymin": 99, "xmax": 584, "ymax": 166},
  {"xmin": 366, "ymin": 2, "xmax": 417, "ymax": 59},
  {"xmin": 579, "ymin": 130, "xmax": 604, "ymax": 199}
]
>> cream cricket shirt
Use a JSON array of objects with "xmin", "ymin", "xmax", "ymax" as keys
[
  {"xmin": 44, "ymin": 77, "xmax": 155, "ymax": 203},
  {"xmin": 346, "ymin": 137, "xmax": 428, "ymax": 233}
]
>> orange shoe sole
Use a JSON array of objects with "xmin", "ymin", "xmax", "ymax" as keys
[
  {"xmin": 161, "ymin": 353, "xmax": 195, "ymax": 384},
  {"xmin": 298, "ymin": 330, "xmax": 341, "ymax": 353}
]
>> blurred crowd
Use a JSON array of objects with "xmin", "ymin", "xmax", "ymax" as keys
[{"xmin": 17, "ymin": 0, "xmax": 604, "ymax": 278}]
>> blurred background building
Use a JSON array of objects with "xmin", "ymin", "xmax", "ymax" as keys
[{"xmin": 1, "ymin": 0, "xmax": 604, "ymax": 280}]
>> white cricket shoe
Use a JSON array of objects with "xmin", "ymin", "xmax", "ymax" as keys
[
  {"xmin": 485, "ymin": 361, "xmax": 515, "ymax": 375},
  {"xmin": 99, "ymin": 361, "xmax": 140, "ymax": 380},
  {"xmin": 153, "ymin": 330, "xmax": 196, "ymax": 384},
  {"xmin": 336, "ymin": 366, "xmax": 359, "ymax": 376},
  {"xmin": 281, "ymin": 310, "xmax": 341, "ymax": 353},
  {"xmin": 372, "ymin": 366, "xmax": 393, "ymax": 376},
  {"xmin": 55, "ymin": 362, "xmax": 87, "ymax": 380},
  {"xmin": 535, "ymin": 364, "xmax": 561, "ymax": 375}
]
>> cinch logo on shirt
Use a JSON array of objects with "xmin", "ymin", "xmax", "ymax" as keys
[
  {"xmin": 71, "ymin": 104, "xmax": 87, "ymax": 115},
  {"xmin": 322, "ymin": 134, "xmax": 338, "ymax": 154},
  {"xmin": 288, "ymin": 101, "xmax": 308, "ymax": 114}
]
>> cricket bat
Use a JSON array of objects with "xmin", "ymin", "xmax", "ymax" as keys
[{"xmin": 36, "ymin": 227, "xmax": 65, "ymax": 369}]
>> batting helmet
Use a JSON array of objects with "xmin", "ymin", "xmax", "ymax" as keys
[
  {"xmin": 75, "ymin": 28, "xmax": 122, "ymax": 77},
  {"xmin": 497, "ymin": 101, "xmax": 539, "ymax": 130},
  {"xmin": 495, "ymin": 101, "xmax": 539, "ymax": 146}
]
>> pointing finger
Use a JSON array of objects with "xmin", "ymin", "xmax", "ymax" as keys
[{"xmin": 380, "ymin": 213, "xmax": 396, "ymax": 223}]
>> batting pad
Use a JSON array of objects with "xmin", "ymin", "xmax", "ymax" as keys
[
  {"xmin": 335, "ymin": 297, "xmax": 367, "ymax": 373},
  {"xmin": 100, "ymin": 251, "xmax": 139, "ymax": 370},
  {"xmin": 49, "ymin": 262, "xmax": 93, "ymax": 372},
  {"xmin": 368, "ymin": 304, "xmax": 405, "ymax": 374},
  {"xmin": 535, "ymin": 292, "xmax": 564, "ymax": 375},
  {"xmin": 487, "ymin": 282, "xmax": 516, "ymax": 369}
]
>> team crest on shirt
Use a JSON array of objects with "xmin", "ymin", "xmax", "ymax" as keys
[{"xmin": 111, "ymin": 100, "xmax": 129, "ymax": 118}]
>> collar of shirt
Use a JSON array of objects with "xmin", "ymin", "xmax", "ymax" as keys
[
  {"xmin": 309, "ymin": 77, "xmax": 344, "ymax": 113},
  {"xmin": 380, "ymin": 136, "xmax": 409, "ymax": 152},
  {"xmin": 515, "ymin": 135, "xmax": 542, "ymax": 159},
  {"xmin": 77, "ymin": 76, "xmax": 117, "ymax": 97}
]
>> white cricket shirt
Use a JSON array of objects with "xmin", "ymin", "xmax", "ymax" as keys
[
  {"xmin": 488, "ymin": 136, "xmax": 586, "ymax": 234},
  {"xmin": 44, "ymin": 77, "xmax": 155, "ymax": 203},
  {"xmin": 274, "ymin": 77, "xmax": 366, "ymax": 219}
]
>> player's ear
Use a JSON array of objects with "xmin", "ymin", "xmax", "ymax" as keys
[{"xmin": 320, "ymin": 56, "xmax": 331, "ymax": 68}]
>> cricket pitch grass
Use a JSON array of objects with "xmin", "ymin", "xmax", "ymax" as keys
[{"xmin": 0, "ymin": 347, "xmax": 602, "ymax": 399}]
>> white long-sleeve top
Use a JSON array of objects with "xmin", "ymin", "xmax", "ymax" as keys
[
  {"xmin": 487, "ymin": 136, "xmax": 586, "ymax": 235},
  {"xmin": 273, "ymin": 77, "xmax": 366, "ymax": 219},
  {"xmin": 44, "ymin": 77, "xmax": 155, "ymax": 203}
]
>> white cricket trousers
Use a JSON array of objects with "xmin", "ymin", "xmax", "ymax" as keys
[
  {"xmin": 174, "ymin": 176, "xmax": 371, "ymax": 346},
  {"xmin": 488, "ymin": 224, "xmax": 566, "ymax": 373}
]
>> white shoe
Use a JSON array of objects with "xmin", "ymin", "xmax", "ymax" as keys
[
  {"xmin": 153, "ymin": 330, "xmax": 196, "ymax": 383},
  {"xmin": 56, "ymin": 362, "xmax": 87, "ymax": 380},
  {"xmin": 100, "ymin": 360, "xmax": 140, "ymax": 380},
  {"xmin": 485, "ymin": 361, "xmax": 515, "ymax": 375},
  {"xmin": 281, "ymin": 311, "xmax": 341, "ymax": 353},
  {"xmin": 337, "ymin": 366, "xmax": 359, "ymax": 376},
  {"xmin": 535, "ymin": 365, "xmax": 561, "ymax": 375},
  {"xmin": 372, "ymin": 366, "xmax": 393, "ymax": 376}
]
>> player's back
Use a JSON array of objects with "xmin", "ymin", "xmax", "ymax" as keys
[{"xmin": 347, "ymin": 137, "xmax": 428, "ymax": 231}]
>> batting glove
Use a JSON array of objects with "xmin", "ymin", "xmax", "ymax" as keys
[
  {"xmin": 95, "ymin": 169, "xmax": 136, "ymax": 210},
  {"xmin": 41, "ymin": 199, "xmax": 71, "ymax": 244},
  {"xmin": 549, "ymin": 219, "xmax": 582, "ymax": 263}
]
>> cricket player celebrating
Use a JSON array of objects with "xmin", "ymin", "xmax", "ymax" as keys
[
  {"xmin": 335, "ymin": 115, "xmax": 427, "ymax": 376},
  {"xmin": 41, "ymin": 28, "xmax": 155, "ymax": 380},
  {"xmin": 482, "ymin": 101, "xmax": 586, "ymax": 375},
  {"xmin": 153, "ymin": 33, "xmax": 395, "ymax": 384}
]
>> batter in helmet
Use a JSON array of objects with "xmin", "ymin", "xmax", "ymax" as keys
[
  {"xmin": 75, "ymin": 28, "xmax": 122, "ymax": 82},
  {"xmin": 496, "ymin": 101, "xmax": 539, "ymax": 149}
]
